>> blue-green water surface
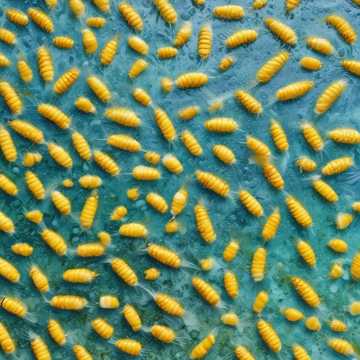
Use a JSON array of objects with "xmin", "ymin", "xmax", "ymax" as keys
[{"xmin": 0, "ymin": 0, "xmax": 360, "ymax": 359}]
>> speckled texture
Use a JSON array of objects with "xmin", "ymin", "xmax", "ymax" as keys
[{"xmin": 0, "ymin": 0, "xmax": 360, "ymax": 359}]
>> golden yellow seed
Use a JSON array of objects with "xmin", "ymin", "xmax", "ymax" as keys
[
  {"xmin": 225, "ymin": 29, "xmax": 257, "ymax": 49},
  {"xmin": 97, "ymin": 231, "xmax": 112, "ymax": 247},
  {"xmin": 199, "ymin": 258, "xmax": 214, "ymax": 272},
  {"xmin": 305, "ymin": 316, "xmax": 321, "ymax": 332},
  {"xmin": 50, "ymin": 295, "xmax": 87, "ymax": 310},
  {"xmin": 30, "ymin": 336, "xmax": 51, "ymax": 360},
  {"xmin": 174, "ymin": 21, "xmax": 192, "ymax": 47},
  {"xmin": 178, "ymin": 106, "xmax": 200, "ymax": 121},
  {"xmin": 0, "ymin": 258, "xmax": 20, "ymax": 283},
  {"xmin": 127, "ymin": 187, "xmax": 139, "ymax": 201},
  {"xmin": 63, "ymin": 268, "xmax": 97, "ymax": 284},
  {"xmin": 256, "ymin": 319, "xmax": 282, "ymax": 352},
  {"xmin": 86, "ymin": 16, "xmax": 106, "ymax": 28},
  {"xmin": 82, "ymin": 28, "xmax": 97, "ymax": 54},
  {"xmin": 146, "ymin": 192, "xmax": 168, "ymax": 213},
  {"xmin": 28, "ymin": 8, "xmax": 54, "ymax": 32},
  {"xmin": 342, "ymin": 60, "xmax": 360, "ymax": 77},
  {"xmin": 48, "ymin": 319, "xmax": 66, "ymax": 346},
  {"xmin": 99, "ymin": 295, "xmax": 120, "ymax": 309},
  {"xmin": 157, "ymin": 47, "xmax": 178, "ymax": 59},
  {"xmin": 11, "ymin": 243, "xmax": 33, "ymax": 257},
  {"xmin": 123, "ymin": 304, "xmax": 142, "ymax": 331},
  {"xmin": 114, "ymin": 338, "xmax": 142, "ymax": 356},
  {"xmin": 53, "ymin": 36, "xmax": 74, "ymax": 49},
  {"xmin": 336, "ymin": 212, "xmax": 353, "ymax": 230},
  {"xmin": 53, "ymin": 67, "xmax": 80, "ymax": 95},
  {"xmin": 262, "ymin": 207, "xmax": 281, "ymax": 241},
  {"xmin": 296, "ymin": 239, "xmax": 316, "ymax": 267},
  {"xmin": 119, "ymin": 223, "xmax": 149, "ymax": 238},
  {"xmin": 0, "ymin": 53, "xmax": 11, "ymax": 67},
  {"xmin": 17, "ymin": 59, "xmax": 33, "ymax": 83},
  {"xmin": 68, "ymin": 0, "xmax": 86, "ymax": 17},
  {"xmin": 29, "ymin": 265, "xmax": 49, "ymax": 293},
  {"xmin": 100, "ymin": 36, "xmax": 119, "ymax": 66},
  {"xmin": 144, "ymin": 267, "xmax": 160, "ymax": 281},
  {"xmin": 162, "ymin": 154, "xmax": 183, "ymax": 174},
  {"xmin": 234, "ymin": 89, "xmax": 262, "ymax": 114},
  {"xmin": 276, "ymin": 80, "xmax": 314, "ymax": 102},
  {"xmin": 154, "ymin": 0, "xmax": 177, "ymax": 24},
  {"xmin": 256, "ymin": 51, "xmax": 289, "ymax": 83},
  {"xmin": 282, "ymin": 308, "xmax": 304, "ymax": 322},
  {"xmin": 164, "ymin": 219, "xmax": 180, "ymax": 234},
  {"xmin": 25, "ymin": 210, "xmax": 43, "ymax": 224},
  {"xmin": 151, "ymin": 325, "xmax": 176, "ymax": 343},
  {"xmin": 306, "ymin": 36, "xmax": 334, "ymax": 55},
  {"xmin": 234, "ymin": 345, "xmax": 256, "ymax": 360},
  {"xmin": 6, "ymin": 8, "xmax": 29, "ymax": 26},
  {"xmin": 315, "ymin": 80, "xmax": 347, "ymax": 115},
  {"xmin": 0, "ymin": 212, "xmax": 15, "ymax": 234},
  {"xmin": 218, "ymin": 55, "xmax": 235, "ymax": 72},
  {"xmin": 160, "ymin": 77, "xmax": 173, "ymax": 93},
  {"xmin": 300, "ymin": 56, "xmax": 322, "ymax": 71},
  {"xmin": 326, "ymin": 14, "xmax": 357, "ymax": 44},
  {"xmin": 213, "ymin": 5, "xmax": 244, "ymax": 20},
  {"xmin": 252, "ymin": 291, "xmax": 269, "ymax": 314},
  {"xmin": 128, "ymin": 36, "xmax": 149, "ymax": 55},
  {"xmin": 75, "ymin": 97, "xmax": 96, "ymax": 113},
  {"xmin": 328, "ymin": 338, "xmax": 354, "ymax": 356},
  {"xmin": 264, "ymin": 17, "xmax": 297, "ymax": 45},
  {"xmin": 0, "ymin": 321, "xmax": 16, "ymax": 353},
  {"xmin": 330, "ymin": 319, "xmax": 347, "ymax": 332},
  {"xmin": 0, "ymin": 81, "xmax": 22, "ymax": 115},
  {"xmin": 0, "ymin": 173, "xmax": 18, "ymax": 196},
  {"xmin": 128, "ymin": 59, "xmax": 149, "ymax": 79},
  {"xmin": 118, "ymin": 2, "xmax": 143, "ymax": 31},
  {"xmin": 239, "ymin": 190, "xmax": 263, "ymax": 217},
  {"xmin": 329, "ymin": 262, "xmax": 343, "ymax": 280},
  {"xmin": 194, "ymin": 202, "xmax": 216, "ymax": 243},
  {"xmin": 91, "ymin": 318, "xmax": 114, "ymax": 339},
  {"xmin": 181, "ymin": 130, "xmax": 203, "ymax": 157},
  {"xmin": 190, "ymin": 333, "xmax": 216, "ymax": 359},
  {"xmin": 87, "ymin": 76, "xmax": 111, "ymax": 102},
  {"xmin": 73, "ymin": 344, "xmax": 92, "ymax": 359},
  {"xmin": 110, "ymin": 206, "xmax": 128, "ymax": 221},
  {"xmin": 223, "ymin": 240, "xmax": 240, "ymax": 262},
  {"xmin": 221, "ymin": 312, "xmax": 239, "ymax": 327},
  {"xmin": 192, "ymin": 277, "xmax": 220, "ymax": 306}
]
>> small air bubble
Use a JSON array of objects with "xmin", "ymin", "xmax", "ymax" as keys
[
  {"xmin": 190, "ymin": 330, "xmax": 199, "ymax": 339},
  {"xmin": 338, "ymin": 49, "xmax": 346, "ymax": 58},
  {"xmin": 136, "ymin": 200, "xmax": 145, "ymax": 207}
]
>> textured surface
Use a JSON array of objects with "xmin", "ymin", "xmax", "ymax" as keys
[{"xmin": 0, "ymin": 0, "xmax": 360, "ymax": 359}]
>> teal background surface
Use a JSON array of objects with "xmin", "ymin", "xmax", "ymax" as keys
[{"xmin": 0, "ymin": 0, "xmax": 360, "ymax": 358}]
